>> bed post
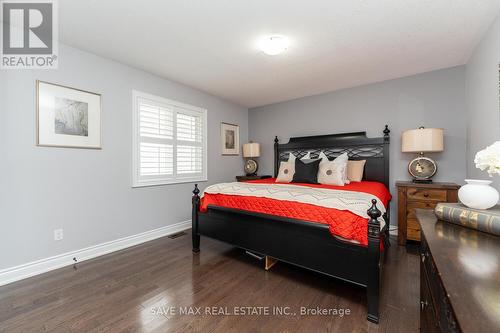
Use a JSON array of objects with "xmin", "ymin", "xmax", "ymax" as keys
[
  {"xmin": 192, "ymin": 184, "xmax": 200, "ymax": 253},
  {"xmin": 367, "ymin": 199, "xmax": 381, "ymax": 324},
  {"xmin": 382, "ymin": 125, "xmax": 390, "ymax": 188},
  {"xmin": 382, "ymin": 125, "xmax": 391, "ymax": 246},
  {"xmin": 274, "ymin": 136, "xmax": 279, "ymax": 177},
  {"xmin": 383, "ymin": 208, "xmax": 391, "ymax": 248}
]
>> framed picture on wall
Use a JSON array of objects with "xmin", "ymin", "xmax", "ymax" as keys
[
  {"xmin": 221, "ymin": 122, "xmax": 239, "ymax": 155},
  {"xmin": 37, "ymin": 80, "xmax": 102, "ymax": 149}
]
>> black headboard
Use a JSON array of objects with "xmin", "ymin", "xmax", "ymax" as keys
[{"xmin": 274, "ymin": 126, "xmax": 390, "ymax": 188}]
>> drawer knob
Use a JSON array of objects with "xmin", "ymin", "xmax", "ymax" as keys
[
  {"xmin": 420, "ymin": 300, "xmax": 428, "ymax": 310},
  {"xmin": 423, "ymin": 192, "xmax": 429, "ymax": 197},
  {"xmin": 421, "ymin": 253, "xmax": 426, "ymax": 262}
]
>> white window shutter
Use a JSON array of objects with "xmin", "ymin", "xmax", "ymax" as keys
[
  {"xmin": 139, "ymin": 142, "xmax": 173, "ymax": 176},
  {"xmin": 177, "ymin": 145, "xmax": 203, "ymax": 175},
  {"xmin": 139, "ymin": 102, "xmax": 174, "ymax": 140},
  {"xmin": 176, "ymin": 112, "xmax": 202, "ymax": 142},
  {"xmin": 133, "ymin": 91, "xmax": 207, "ymax": 187},
  {"xmin": 176, "ymin": 110, "xmax": 204, "ymax": 177}
]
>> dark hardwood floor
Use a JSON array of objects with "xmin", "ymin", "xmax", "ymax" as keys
[{"xmin": 0, "ymin": 232, "xmax": 419, "ymax": 332}]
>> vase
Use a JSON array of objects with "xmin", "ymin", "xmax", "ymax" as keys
[{"xmin": 458, "ymin": 179, "xmax": 499, "ymax": 210}]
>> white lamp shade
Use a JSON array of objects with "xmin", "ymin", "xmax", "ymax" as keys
[
  {"xmin": 243, "ymin": 143, "xmax": 260, "ymax": 157},
  {"xmin": 402, "ymin": 128, "xmax": 444, "ymax": 153}
]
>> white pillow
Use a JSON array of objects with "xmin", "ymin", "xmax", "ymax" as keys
[
  {"xmin": 276, "ymin": 153, "xmax": 296, "ymax": 183},
  {"xmin": 335, "ymin": 152, "xmax": 350, "ymax": 184},
  {"xmin": 318, "ymin": 152, "xmax": 349, "ymax": 185}
]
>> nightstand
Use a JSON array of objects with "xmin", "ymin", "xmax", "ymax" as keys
[
  {"xmin": 236, "ymin": 175, "xmax": 272, "ymax": 182},
  {"xmin": 396, "ymin": 181, "xmax": 460, "ymax": 245}
]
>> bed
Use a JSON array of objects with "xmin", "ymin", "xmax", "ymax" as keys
[{"xmin": 191, "ymin": 126, "xmax": 391, "ymax": 323}]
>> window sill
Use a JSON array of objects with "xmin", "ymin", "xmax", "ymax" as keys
[{"xmin": 132, "ymin": 178, "xmax": 208, "ymax": 188}]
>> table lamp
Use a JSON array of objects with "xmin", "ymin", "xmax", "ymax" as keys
[
  {"xmin": 402, "ymin": 127, "xmax": 444, "ymax": 183},
  {"xmin": 243, "ymin": 142, "xmax": 260, "ymax": 176}
]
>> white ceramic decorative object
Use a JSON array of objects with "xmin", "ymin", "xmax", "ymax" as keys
[{"xmin": 458, "ymin": 179, "xmax": 499, "ymax": 210}]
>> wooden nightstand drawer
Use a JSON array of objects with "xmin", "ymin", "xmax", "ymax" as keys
[
  {"xmin": 407, "ymin": 227, "xmax": 421, "ymax": 241},
  {"xmin": 407, "ymin": 202, "xmax": 437, "ymax": 219},
  {"xmin": 407, "ymin": 218, "xmax": 421, "ymax": 230},
  {"xmin": 407, "ymin": 218, "xmax": 421, "ymax": 241},
  {"xmin": 397, "ymin": 181, "xmax": 460, "ymax": 245},
  {"xmin": 407, "ymin": 188, "xmax": 447, "ymax": 202}
]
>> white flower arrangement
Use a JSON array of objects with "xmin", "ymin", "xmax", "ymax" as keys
[{"xmin": 475, "ymin": 141, "xmax": 500, "ymax": 177}]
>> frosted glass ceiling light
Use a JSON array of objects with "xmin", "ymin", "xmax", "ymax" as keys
[{"xmin": 259, "ymin": 35, "xmax": 289, "ymax": 55}]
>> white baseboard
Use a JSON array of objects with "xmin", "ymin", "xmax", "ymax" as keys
[
  {"xmin": 389, "ymin": 227, "xmax": 398, "ymax": 236},
  {"xmin": 0, "ymin": 220, "xmax": 191, "ymax": 287}
]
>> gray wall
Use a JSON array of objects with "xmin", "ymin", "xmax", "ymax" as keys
[
  {"xmin": 0, "ymin": 45, "xmax": 248, "ymax": 270},
  {"xmin": 249, "ymin": 67, "xmax": 467, "ymax": 227},
  {"xmin": 465, "ymin": 12, "xmax": 500, "ymax": 189}
]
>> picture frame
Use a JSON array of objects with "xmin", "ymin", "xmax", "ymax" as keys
[
  {"xmin": 221, "ymin": 122, "xmax": 239, "ymax": 155},
  {"xmin": 36, "ymin": 80, "xmax": 102, "ymax": 149}
]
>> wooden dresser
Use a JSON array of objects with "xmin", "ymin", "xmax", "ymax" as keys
[
  {"xmin": 397, "ymin": 181, "xmax": 459, "ymax": 245},
  {"xmin": 417, "ymin": 209, "xmax": 500, "ymax": 333}
]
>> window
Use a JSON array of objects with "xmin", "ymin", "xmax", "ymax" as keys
[{"xmin": 132, "ymin": 91, "xmax": 207, "ymax": 187}]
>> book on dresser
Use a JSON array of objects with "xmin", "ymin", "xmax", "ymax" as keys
[{"xmin": 434, "ymin": 203, "xmax": 500, "ymax": 236}]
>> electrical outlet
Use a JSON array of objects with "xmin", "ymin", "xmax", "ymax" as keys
[{"xmin": 54, "ymin": 229, "xmax": 63, "ymax": 241}]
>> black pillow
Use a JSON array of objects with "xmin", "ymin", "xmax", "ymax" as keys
[{"xmin": 292, "ymin": 158, "xmax": 321, "ymax": 184}]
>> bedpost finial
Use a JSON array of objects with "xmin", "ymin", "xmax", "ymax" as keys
[
  {"xmin": 383, "ymin": 125, "xmax": 390, "ymax": 142},
  {"xmin": 274, "ymin": 136, "xmax": 279, "ymax": 144},
  {"xmin": 367, "ymin": 199, "xmax": 382, "ymax": 220},
  {"xmin": 383, "ymin": 125, "xmax": 390, "ymax": 137},
  {"xmin": 193, "ymin": 184, "xmax": 200, "ymax": 196}
]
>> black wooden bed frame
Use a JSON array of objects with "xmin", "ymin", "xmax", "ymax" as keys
[{"xmin": 191, "ymin": 125, "xmax": 391, "ymax": 323}]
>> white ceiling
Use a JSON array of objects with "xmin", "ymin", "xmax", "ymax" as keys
[{"xmin": 60, "ymin": 1, "xmax": 500, "ymax": 108}]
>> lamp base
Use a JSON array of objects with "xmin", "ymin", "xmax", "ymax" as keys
[
  {"xmin": 407, "ymin": 155, "xmax": 438, "ymax": 183},
  {"xmin": 244, "ymin": 159, "xmax": 259, "ymax": 177},
  {"xmin": 412, "ymin": 178, "xmax": 433, "ymax": 184}
]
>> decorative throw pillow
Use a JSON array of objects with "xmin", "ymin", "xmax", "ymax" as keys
[
  {"xmin": 318, "ymin": 152, "xmax": 349, "ymax": 185},
  {"xmin": 347, "ymin": 160, "xmax": 366, "ymax": 182},
  {"xmin": 292, "ymin": 158, "xmax": 321, "ymax": 184},
  {"xmin": 276, "ymin": 153, "xmax": 296, "ymax": 183},
  {"xmin": 301, "ymin": 152, "xmax": 311, "ymax": 159},
  {"xmin": 334, "ymin": 152, "xmax": 349, "ymax": 184},
  {"xmin": 298, "ymin": 152, "xmax": 321, "ymax": 164},
  {"xmin": 318, "ymin": 152, "xmax": 346, "ymax": 186}
]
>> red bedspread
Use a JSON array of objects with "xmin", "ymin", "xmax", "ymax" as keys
[{"xmin": 200, "ymin": 178, "xmax": 391, "ymax": 246}]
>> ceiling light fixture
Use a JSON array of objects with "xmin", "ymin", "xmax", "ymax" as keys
[{"xmin": 259, "ymin": 35, "xmax": 289, "ymax": 55}]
